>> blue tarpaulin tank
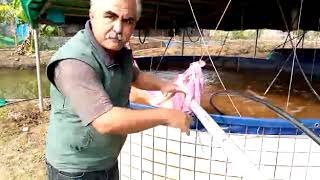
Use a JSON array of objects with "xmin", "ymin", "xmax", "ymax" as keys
[{"xmin": 16, "ymin": 23, "xmax": 29, "ymax": 40}]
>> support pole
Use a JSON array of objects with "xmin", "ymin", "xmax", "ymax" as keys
[
  {"xmin": 181, "ymin": 29, "xmax": 185, "ymax": 56},
  {"xmin": 253, "ymin": 29, "xmax": 259, "ymax": 59},
  {"xmin": 190, "ymin": 100, "xmax": 267, "ymax": 180},
  {"xmin": 33, "ymin": 29, "xmax": 44, "ymax": 112}
]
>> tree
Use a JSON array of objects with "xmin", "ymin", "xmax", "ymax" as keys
[
  {"xmin": 0, "ymin": 0, "xmax": 27, "ymax": 23},
  {"xmin": 0, "ymin": 0, "xmax": 27, "ymax": 45},
  {"xmin": 1, "ymin": 0, "xmax": 61, "ymax": 54}
]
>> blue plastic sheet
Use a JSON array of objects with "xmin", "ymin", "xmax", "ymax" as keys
[{"xmin": 129, "ymin": 102, "xmax": 320, "ymax": 135}]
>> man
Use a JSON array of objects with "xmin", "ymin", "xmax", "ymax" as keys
[{"xmin": 45, "ymin": 0, "xmax": 192, "ymax": 179}]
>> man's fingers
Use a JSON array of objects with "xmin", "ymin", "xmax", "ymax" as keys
[
  {"xmin": 186, "ymin": 129, "xmax": 190, "ymax": 136},
  {"xmin": 184, "ymin": 114, "xmax": 192, "ymax": 136},
  {"xmin": 174, "ymin": 89, "xmax": 187, "ymax": 96},
  {"xmin": 187, "ymin": 115, "xmax": 193, "ymax": 125},
  {"xmin": 181, "ymin": 126, "xmax": 190, "ymax": 136}
]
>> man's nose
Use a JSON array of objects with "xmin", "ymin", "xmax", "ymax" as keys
[{"xmin": 113, "ymin": 19, "xmax": 122, "ymax": 34}]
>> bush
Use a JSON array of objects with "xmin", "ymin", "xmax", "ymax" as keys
[{"xmin": 231, "ymin": 30, "xmax": 257, "ymax": 40}]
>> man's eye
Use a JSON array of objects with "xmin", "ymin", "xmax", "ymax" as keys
[
  {"xmin": 105, "ymin": 15, "xmax": 116, "ymax": 20},
  {"xmin": 124, "ymin": 19, "xmax": 135, "ymax": 25}
]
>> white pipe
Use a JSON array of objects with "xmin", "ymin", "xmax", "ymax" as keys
[
  {"xmin": 190, "ymin": 100, "xmax": 270, "ymax": 180},
  {"xmin": 33, "ymin": 29, "xmax": 44, "ymax": 112}
]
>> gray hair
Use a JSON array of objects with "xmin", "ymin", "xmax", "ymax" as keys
[{"xmin": 90, "ymin": 0, "xmax": 142, "ymax": 20}]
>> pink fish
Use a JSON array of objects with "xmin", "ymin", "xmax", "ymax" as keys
[{"xmin": 130, "ymin": 60, "xmax": 206, "ymax": 114}]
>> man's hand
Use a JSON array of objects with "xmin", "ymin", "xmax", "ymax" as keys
[
  {"xmin": 133, "ymin": 71, "xmax": 186, "ymax": 94},
  {"xmin": 164, "ymin": 109, "xmax": 192, "ymax": 135},
  {"xmin": 160, "ymin": 82, "xmax": 186, "ymax": 98}
]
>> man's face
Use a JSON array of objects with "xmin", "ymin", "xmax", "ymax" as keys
[{"xmin": 90, "ymin": 0, "xmax": 137, "ymax": 52}]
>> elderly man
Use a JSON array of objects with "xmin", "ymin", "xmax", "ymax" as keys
[{"xmin": 45, "ymin": 0, "xmax": 192, "ymax": 179}]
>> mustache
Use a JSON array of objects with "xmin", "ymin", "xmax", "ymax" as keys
[{"xmin": 106, "ymin": 31, "xmax": 122, "ymax": 41}]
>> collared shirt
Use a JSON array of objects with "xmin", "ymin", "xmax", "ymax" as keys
[{"xmin": 53, "ymin": 21, "xmax": 139, "ymax": 125}]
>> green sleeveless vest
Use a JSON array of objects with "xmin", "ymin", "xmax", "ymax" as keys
[{"xmin": 45, "ymin": 28, "xmax": 133, "ymax": 172}]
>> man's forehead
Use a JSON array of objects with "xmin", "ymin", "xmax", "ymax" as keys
[{"xmin": 93, "ymin": 0, "xmax": 136, "ymax": 15}]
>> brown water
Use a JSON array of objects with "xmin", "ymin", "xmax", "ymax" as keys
[
  {"xmin": 134, "ymin": 69, "xmax": 320, "ymax": 119},
  {"xmin": 1, "ymin": 68, "xmax": 319, "ymax": 119},
  {"xmin": 205, "ymin": 69, "xmax": 320, "ymax": 119},
  {"xmin": 0, "ymin": 68, "xmax": 50, "ymax": 99}
]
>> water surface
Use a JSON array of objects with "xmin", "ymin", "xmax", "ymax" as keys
[{"xmin": 1, "ymin": 68, "xmax": 319, "ymax": 119}]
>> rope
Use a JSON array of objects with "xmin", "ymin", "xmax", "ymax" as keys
[
  {"xmin": 282, "ymin": 32, "xmax": 290, "ymax": 48},
  {"xmin": 155, "ymin": 36, "xmax": 173, "ymax": 72},
  {"xmin": 209, "ymin": 90, "xmax": 320, "ymax": 146},
  {"xmin": 187, "ymin": 0, "xmax": 242, "ymax": 117},
  {"xmin": 149, "ymin": 56, "xmax": 154, "ymax": 72},
  {"xmin": 294, "ymin": 56, "xmax": 320, "ymax": 101},
  {"xmin": 155, "ymin": 3, "xmax": 159, "ymax": 31},
  {"xmin": 311, "ymin": 17, "xmax": 320, "ymax": 82},
  {"xmin": 269, "ymin": 33, "xmax": 303, "ymax": 52},
  {"xmin": 277, "ymin": 0, "xmax": 320, "ymax": 103},
  {"xmin": 269, "ymin": 13, "xmax": 301, "ymax": 54},
  {"xmin": 285, "ymin": 35, "xmax": 320, "ymax": 102},
  {"xmin": 138, "ymin": 29, "xmax": 147, "ymax": 44},
  {"xmin": 277, "ymin": 0, "xmax": 304, "ymax": 110},
  {"xmin": 286, "ymin": 0, "xmax": 304, "ymax": 110},
  {"xmin": 264, "ymin": 51, "xmax": 293, "ymax": 95},
  {"xmin": 216, "ymin": 31, "xmax": 229, "ymax": 57},
  {"xmin": 187, "ymin": 28, "xmax": 202, "ymax": 43},
  {"xmin": 264, "ymin": 31, "xmax": 304, "ymax": 96},
  {"xmin": 149, "ymin": 3, "xmax": 160, "ymax": 72}
]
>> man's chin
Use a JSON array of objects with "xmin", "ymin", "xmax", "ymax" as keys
[{"xmin": 102, "ymin": 42, "xmax": 123, "ymax": 51}]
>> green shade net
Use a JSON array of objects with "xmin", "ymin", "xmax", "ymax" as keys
[
  {"xmin": 20, "ymin": 0, "xmax": 89, "ymax": 28},
  {"xmin": 0, "ymin": 98, "xmax": 7, "ymax": 107},
  {"xmin": 0, "ymin": 35, "xmax": 25, "ymax": 46},
  {"xmin": 20, "ymin": 0, "xmax": 48, "ymax": 28}
]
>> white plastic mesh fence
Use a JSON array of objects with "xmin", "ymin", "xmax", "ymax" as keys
[{"xmin": 118, "ymin": 126, "xmax": 320, "ymax": 180}]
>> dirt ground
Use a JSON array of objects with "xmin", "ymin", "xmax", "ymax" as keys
[
  {"xmin": 0, "ymin": 49, "xmax": 53, "ymax": 69},
  {"xmin": 0, "ymin": 38, "xmax": 274, "ymax": 69},
  {"xmin": 0, "ymin": 39, "xmax": 276, "ymax": 179},
  {"xmin": 0, "ymin": 100, "xmax": 50, "ymax": 180}
]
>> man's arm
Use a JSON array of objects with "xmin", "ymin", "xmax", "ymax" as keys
[
  {"xmin": 132, "ymin": 70, "xmax": 183, "ymax": 97},
  {"xmin": 92, "ymin": 107, "xmax": 190, "ymax": 135},
  {"xmin": 132, "ymin": 70, "xmax": 169, "ymax": 91},
  {"xmin": 93, "ymin": 69, "xmax": 191, "ymax": 135},
  {"xmin": 53, "ymin": 60, "xmax": 191, "ymax": 135}
]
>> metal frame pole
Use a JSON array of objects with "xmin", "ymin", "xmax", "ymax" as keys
[
  {"xmin": 181, "ymin": 29, "xmax": 185, "ymax": 56},
  {"xmin": 254, "ymin": 29, "xmax": 259, "ymax": 59},
  {"xmin": 33, "ymin": 28, "xmax": 44, "ymax": 112}
]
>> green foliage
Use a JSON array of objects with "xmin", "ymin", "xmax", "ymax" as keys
[
  {"xmin": 231, "ymin": 31, "xmax": 245, "ymax": 39},
  {"xmin": 0, "ymin": 0, "xmax": 28, "ymax": 48},
  {"xmin": 0, "ymin": 4, "xmax": 14, "ymax": 22},
  {"xmin": 305, "ymin": 31, "xmax": 320, "ymax": 41},
  {"xmin": 0, "ymin": 0, "xmax": 27, "ymax": 24},
  {"xmin": 210, "ymin": 30, "xmax": 229, "ymax": 41},
  {"xmin": 231, "ymin": 30, "xmax": 257, "ymax": 40},
  {"xmin": 40, "ymin": 25, "xmax": 59, "ymax": 37}
]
